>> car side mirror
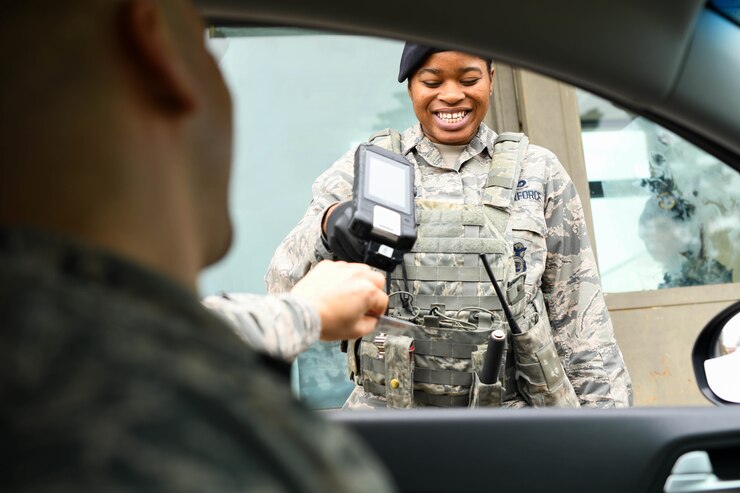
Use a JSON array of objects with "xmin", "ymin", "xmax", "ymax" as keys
[{"xmin": 692, "ymin": 300, "xmax": 740, "ymax": 406}]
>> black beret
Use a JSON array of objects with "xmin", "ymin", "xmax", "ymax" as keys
[{"xmin": 398, "ymin": 42, "xmax": 445, "ymax": 82}]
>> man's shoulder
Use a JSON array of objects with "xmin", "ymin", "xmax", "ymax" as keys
[{"xmin": 0, "ymin": 254, "xmax": 393, "ymax": 492}]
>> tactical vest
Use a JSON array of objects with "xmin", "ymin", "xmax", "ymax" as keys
[{"xmin": 347, "ymin": 129, "xmax": 580, "ymax": 409}]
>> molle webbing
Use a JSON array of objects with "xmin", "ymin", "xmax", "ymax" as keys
[
  {"xmin": 413, "ymin": 393, "xmax": 470, "ymax": 407},
  {"xmin": 362, "ymin": 380, "xmax": 471, "ymax": 407},
  {"xmin": 362, "ymin": 323, "xmax": 494, "ymax": 351},
  {"xmin": 411, "ymin": 237, "xmax": 508, "ymax": 254},
  {"xmin": 360, "ymin": 324, "xmax": 498, "ymax": 407},
  {"xmin": 410, "ymin": 296, "xmax": 501, "ymax": 312},
  {"xmin": 387, "ymin": 133, "xmax": 528, "ymax": 317},
  {"xmin": 483, "ymin": 133, "xmax": 527, "ymax": 211},
  {"xmin": 395, "ymin": 265, "xmax": 504, "ymax": 283},
  {"xmin": 389, "ymin": 210, "xmax": 510, "ymax": 313},
  {"xmin": 358, "ymin": 131, "xmax": 531, "ymax": 407},
  {"xmin": 389, "ymin": 269, "xmax": 525, "ymax": 313},
  {"xmin": 361, "ymin": 323, "xmax": 493, "ymax": 370},
  {"xmin": 416, "ymin": 208, "xmax": 488, "ymax": 226},
  {"xmin": 362, "ymin": 356, "xmax": 473, "ymax": 386},
  {"xmin": 413, "ymin": 339, "xmax": 480, "ymax": 358}
]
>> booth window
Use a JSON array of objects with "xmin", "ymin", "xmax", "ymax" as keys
[{"xmin": 578, "ymin": 90, "xmax": 740, "ymax": 293}]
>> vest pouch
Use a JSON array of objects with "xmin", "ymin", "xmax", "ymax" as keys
[
  {"xmin": 469, "ymin": 373, "xmax": 503, "ymax": 408},
  {"xmin": 360, "ymin": 320, "xmax": 500, "ymax": 407},
  {"xmin": 383, "ymin": 335, "xmax": 415, "ymax": 409},
  {"xmin": 468, "ymin": 347, "xmax": 504, "ymax": 407},
  {"xmin": 506, "ymin": 272, "xmax": 528, "ymax": 318},
  {"xmin": 511, "ymin": 307, "xmax": 580, "ymax": 407}
]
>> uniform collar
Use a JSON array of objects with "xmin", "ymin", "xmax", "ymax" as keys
[{"xmin": 402, "ymin": 123, "xmax": 498, "ymax": 171}]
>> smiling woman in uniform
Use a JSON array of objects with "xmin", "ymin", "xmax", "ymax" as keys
[{"xmin": 266, "ymin": 43, "xmax": 633, "ymax": 409}]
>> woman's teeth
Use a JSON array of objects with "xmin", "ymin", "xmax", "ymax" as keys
[{"xmin": 437, "ymin": 111, "xmax": 468, "ymax": 124}]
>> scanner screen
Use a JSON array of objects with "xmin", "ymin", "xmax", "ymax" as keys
[{"xmin": 365, "ymin": 151, "xmax": 410, "ymax": 213}]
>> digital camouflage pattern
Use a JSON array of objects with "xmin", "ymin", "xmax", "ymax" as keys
[
  {"xmin": 349, "ymin": 131, "xmax": 577, "ymax": 408},
  {"xmin": 266, "ymin": 123, "xmax": 633, "ymax": 409},
  {"xmin": 203, "ymin": 292, "xmax": 321, "ymax": 361},
  {"xmin": 469, "ymin": 348, "xmax": 504, "ymax": 407},
  {"xmin": 0, "ymin": 229, "xmax": 395, "ymax": 493},
  {"xmin": 382, "ymin": 335, "xmax": 416, "ymax": 409}
]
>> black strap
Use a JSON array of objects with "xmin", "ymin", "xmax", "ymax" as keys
[
  {"xmin": 385, "ymin": 272, "xmax": 391, "ymax": 316},
  {"xmin": 400, "ymin": 260, "xmax": 412, "ymax": 311},
  {"xmin": 414, "ymin": 392, "xmax": 470, "ymax": 407}
]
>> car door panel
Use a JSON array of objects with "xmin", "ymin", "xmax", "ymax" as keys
[{"xmin": 332, "ymin": 408, "xmax": 740, "ymax": 492}]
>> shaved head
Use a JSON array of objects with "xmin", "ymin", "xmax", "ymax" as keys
[{"xmin": 0, "ymin": 0, "xmax": 233, "ymax": 289}]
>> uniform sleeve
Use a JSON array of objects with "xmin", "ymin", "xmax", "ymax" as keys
[
  {"xmin": 264, "ymin": 148, "xmax": 356, "ymax": 294},
  {"xmin": 541, "ymin": 155, "xmax": 633, "ymax": 408},
  {"xmin": 203, "ymin": 293, "xmax": 321, "ymax": 362}
]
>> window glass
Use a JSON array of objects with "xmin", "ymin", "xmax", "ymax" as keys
[
  {"xmin": 200, "ymin": 26, "xmax": 740, "ymax": 411},
  {"xmin": 578, "ymin": 90, "xmax": 740, "ymax": 293},
  {"xmin": 200, "ymin": 28, "xmax": 416, "ymax": 409}
]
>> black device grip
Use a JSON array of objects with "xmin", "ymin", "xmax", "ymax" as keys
[
  {"xmin": 480, "ymin": 329, "xmax": 506, "ymax": 384},
  {"xmin": 325, "ymin": 201, "xmax": 368, "ymax": 263}
]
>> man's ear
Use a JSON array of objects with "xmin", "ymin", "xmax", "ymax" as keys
[
  {"xmin": 489, "ymin": 67, "xmax": 495, "ymax": 95},
  {"xmin": 119, "ymin": 0, "xmax": 197, "ymax": 114}
]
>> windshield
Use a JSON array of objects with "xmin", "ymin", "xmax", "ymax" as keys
[{"xmin": 201, "ymin": 26, "xmax": 740, "ymax": 411}]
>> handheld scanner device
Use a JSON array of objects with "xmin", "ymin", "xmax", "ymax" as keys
[{"xmin": 350, "ymin": 144, "xmax": 417, "ymax": 271}]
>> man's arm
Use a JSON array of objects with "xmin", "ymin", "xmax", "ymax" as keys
[
  {"xmin": 541, "ymin": 154, "xmax": 633, "ymax": 408},
  {"xmin": 264, "ymin": 148, "xmax": 356, "ymax": 294},
  {"xmin": 203, "ymin": 292, "xmax": 321, "ymax": 361},
  {"xmin": 207, "ymin": 261, "xmax": 388, "ymax": 361}
]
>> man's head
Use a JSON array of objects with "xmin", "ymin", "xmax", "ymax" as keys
[
  {"xmin": 399, "ymin": 43, "xmax": 494, "ymax": 145},
  {"xmin": 0, "ymin": 0, "xmax": 233, "ymax": 287}
]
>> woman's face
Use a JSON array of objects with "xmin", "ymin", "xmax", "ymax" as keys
[{"xmin": 407, "ymin": 51, "xmax": 493, "ymax": 145}]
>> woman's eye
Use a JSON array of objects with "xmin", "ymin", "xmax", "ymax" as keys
[
  {"xmin": 421, "ymin": 81, "xmax": 442, "ymax": 88},
  {"xmin": 461, "ymin": 78, "xmax": 481, "ymax": 86}
]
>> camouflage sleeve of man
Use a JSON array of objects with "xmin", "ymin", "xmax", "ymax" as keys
[
  {"xmin": 264, "ymin": 148, "xmax": 356, "ymax": 294},
  {"xmin": 541, "ymin": 153, "xmax": 634, "ymax": 408},
  {"xmin": 203, "ymin": 293, "xmax": 321, "ymax": 362}
]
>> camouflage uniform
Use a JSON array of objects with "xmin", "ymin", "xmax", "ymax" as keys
[
  {"xmin": 266, "ymin": 123, "xmax": 632, "ymax": 409},
  {"xmin": 203, "ymin": 292, "xmax": 320, "ymax": 361},
  {"xmin": 0, "ymin": 228, "xmax": 395, "ymax": 493}
]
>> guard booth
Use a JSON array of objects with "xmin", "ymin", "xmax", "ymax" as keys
[
  {"xmin": 496, "ymin": 64, "xmax": 740, "ymax": 406},
  {"xmin": 200, "ymin": 28, "xmax": 740, "ymax": 408}
]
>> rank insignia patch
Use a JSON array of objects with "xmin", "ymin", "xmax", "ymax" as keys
[{"xmin": 513, "ymin": 242, "xmax": 527, "ymax": 273}]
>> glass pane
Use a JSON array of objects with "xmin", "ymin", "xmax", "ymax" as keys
[
  {"xmin": 578, "ymin": 90, "xmax": 740, "ymax": 293},
  {"xmin": 200, "ymin": 27, "xmax": 416, "ymax": 409}
]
